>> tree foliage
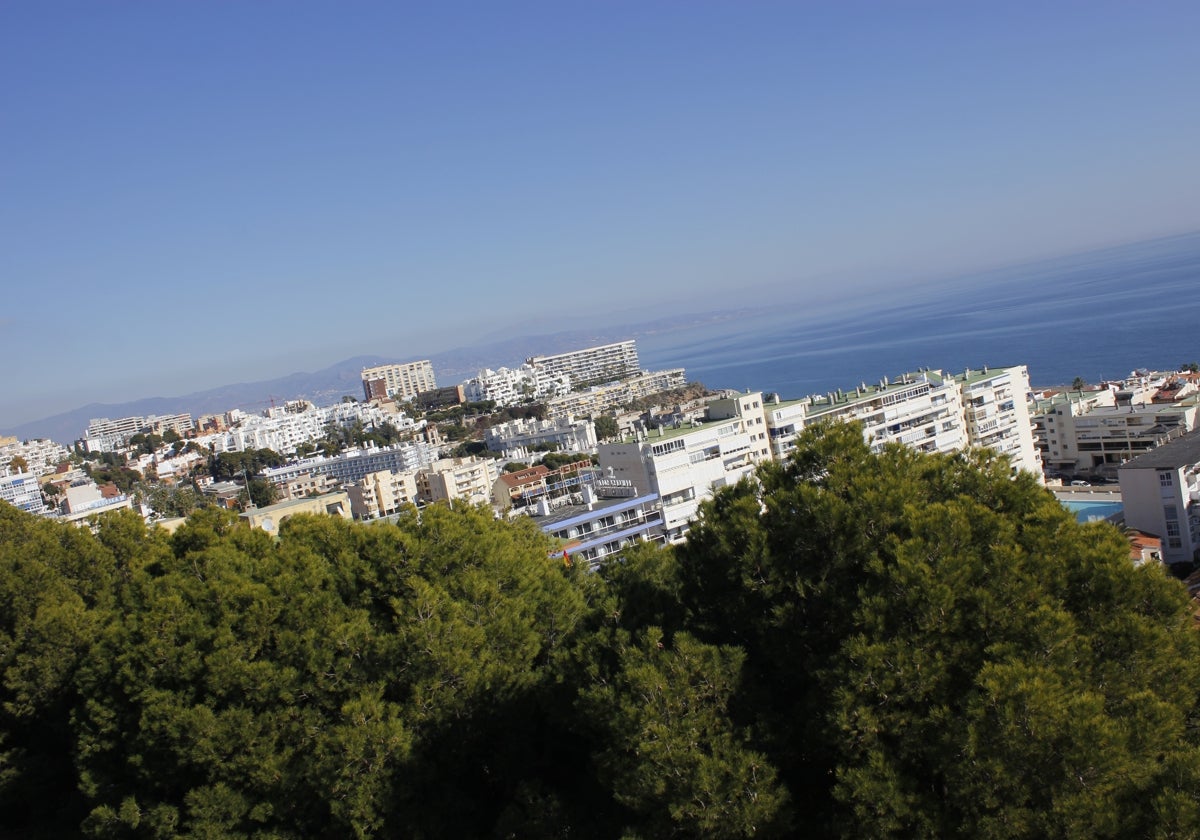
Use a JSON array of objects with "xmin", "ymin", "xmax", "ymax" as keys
[{"xmin": 3, "ymin": 422, "xmax": 1200, "ymax": 838}]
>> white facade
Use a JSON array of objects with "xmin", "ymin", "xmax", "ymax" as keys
[
  {"xmin": 82, "ymin": 413, "xmax": 194, "ymax": 452},
  {"xmin": 484, "ymin": 416, "xmax": 597, "ymax": 457},
  {"xmin": 1035, "ymin": 392, "xmax": 1199, "ymax": 476},
  {"xmin": 0, "ymin": 437, "xmax": 70, "ymax": 477},
  {"xmin": 598, "ymin": 392, "xmax": 769, "ymax": 541},
  {"xmin": 545, "ymin": 368, "xmax": 688, "ymax": 420},
  {"xmin": 1118, "ymin": 432, "xmax": 1200, "ymax": 567},
  {"xmin": 194, "ymin": 401, "xmax": 423, "ymax": 456},
  {"xmin": 462, "ymin": 364, "xmax": 571, "ymax": 406},
  {"xmin": 0, "ymin": 472, "xmax": 46, "ymax": 514},
  {"xmin": 57, "ymin": 480, "xmax": 132, "ymax": 521},
  {"xmin": 262, "ymin": 441, "xmax": 438, "ymax": 487},
  {"xmin": 528, "ymin": 340, "xmax": 640, "ymax": 388},
  {"xmin": 529, "ymin": 490, "xmax": 666, "ymax": 568},
  {"xmin": 955, "ymin": 366, "xmax": 1042, "ymax": 478},
  {"xmin": 765, "ymin": 365, "xmax": 1041, "ymax": 479}
]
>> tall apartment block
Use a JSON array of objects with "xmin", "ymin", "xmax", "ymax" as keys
[
  {"xmin": 528, "ymin": 340, "xmax": 640, "ymax": 389},
  {"xmin": 361, "ymin": 360, "xmax": 437, "ymax": 402},
  {"xmin": 763, "ymin": 365, "xmax": 1042, "ymax": 479}
]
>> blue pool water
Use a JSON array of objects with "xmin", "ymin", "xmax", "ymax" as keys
[{"xmin": 1061, "ymin": 500, "xmax": 1124, "ymax": 524}]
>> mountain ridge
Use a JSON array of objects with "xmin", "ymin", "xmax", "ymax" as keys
[{"xmin": 7, "ymin": 310, "xmax": 759, "ymax": 446}]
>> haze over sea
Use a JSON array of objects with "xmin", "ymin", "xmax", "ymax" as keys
[{"xmin": 636, "ymin": 232, "xmax": 1200, "ymax": 401}]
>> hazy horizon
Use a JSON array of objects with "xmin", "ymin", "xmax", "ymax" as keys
[{"xmin": 4, "ymin": 3, "xmax": 1198, "ymax": 429}]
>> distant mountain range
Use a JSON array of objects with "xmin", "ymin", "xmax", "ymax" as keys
[{"xmin": 8, "ymin": 309, "xmax": 763, "ymax": 446}]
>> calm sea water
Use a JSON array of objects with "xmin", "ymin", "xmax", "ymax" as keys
[{"xmin": 637, "ymin": 233, "xmax": 1200, "ymax": 398}]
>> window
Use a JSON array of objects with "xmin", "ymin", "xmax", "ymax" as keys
[{"xmin": 1160, "ymin": 471, "xmax": 1175, "ymax": 487}]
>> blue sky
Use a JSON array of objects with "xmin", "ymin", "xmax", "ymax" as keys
[{"xmin": 3, "ymin": 2, "xmax": 1198, "ymax": 430}]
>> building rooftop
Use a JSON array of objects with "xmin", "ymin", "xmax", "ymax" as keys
[
  {"xmin": 804, "ymin": 370, "xmax": 949, "ymax": 419},
  {"xmin": 1120, "ymin": 429, "xmax": 1200, "ymax": 470},
  {"xmin": 528, "ymin": 493, "xmax": 659, "ymax": 530},
  {"xmin": 620, "ymin": 415, "xmax": 734, "ymax": 445},
  {"xmin": 954, "ymin": 365, "xmax": 1020, "ymax": 386}
]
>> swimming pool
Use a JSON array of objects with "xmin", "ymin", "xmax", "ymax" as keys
[{"xmin": 1061, "ymin": 499, "xmax": 1123, "ymax": 524}]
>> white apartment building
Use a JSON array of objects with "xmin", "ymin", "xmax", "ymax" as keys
[
  {"xmin": 545, "ymin": 369, "xmax": 688, "ymax": 421},
  {"xmin": 484, "ymin": 416, "xmax": 597, "ymax": 458},
  {"xmin": 1118, "ymin": 431, "xmax": 1200, "ymax": 567},
  {"xmin": 527, "ymin": 488, "xmax": 666, "ymax": 568},
  {"xmin": 81, "ymin": 413, "xmax": 194, "ymax": 452},
  {"xmin": 765, "ymin": 366, "xmax": 1041, "ymax": 479},
  {"xmin": 418, "ymin": 457, "xmax": 500, "ymax": 506},
  {"xmin": 528, "ymin": 340, "xmax": 641, "ymax": 389},
  {"xmin": 0, "ymin": 472, "xmax": 46, "ymax": 515},
  {"xmin": 0, "ymin": 437, "xmax": 70, "ymax": 477},
  {"xmin": 955, "ymin": 366, "xmax": 1042, "ymax": 477},
  {"xmin": 196, "ymin": 402, "xmax": 423, "ymax": 456},
  {"xmin": 598, "ymin": 391, "xmax": 770, "ymax": 541},
  {"xmin": 346, "ymin": 469, "xmax": 420, "ymax": 520},
  {"xmin": 361, "ymin": 360, "xmax": 437, "ymax": 401},
  {"xmin": 262, "ymin": 441, "xmax": 438, "ymax": 488},
  {"xmin": 462, "ymin": 364, "xmax": 572, "ymax": 406},
  {"xmin": 1034, "ymin": 391, "xmax": 1200, "ymax": 477}
]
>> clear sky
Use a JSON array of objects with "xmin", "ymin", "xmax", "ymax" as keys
[{"xmin": 3, "ymin": 1, "xmax": 1198, "ymax": 430}]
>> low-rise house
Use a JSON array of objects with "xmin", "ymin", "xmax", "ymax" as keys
[{"xmin": 240, "ymin": 491, "xmax": 352, "ymax": 533}]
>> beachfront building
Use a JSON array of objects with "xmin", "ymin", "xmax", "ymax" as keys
[
  {"xmin": 955, "ymin": 365, "xmax": 1042, "ymax": 478},
  {"xmin": 361, "ymin": 360, "xmax": 437, "ymax": 402},
  {"xmin": 1118, "ymin": 431, "xmax": 1200, "ymax": 568},
  {"xmin": 528, "ymin": 340, "xmax": 640, "ymax": 389},
  {"xmin": 598, "ymin": 391, "xmax": 770, "ymax": 541},
  {"xmin": 766, "ymin": 370, "xmax": 966, "ymax": 460},
  {"xmin": 1034, "ymin": 390, "xmax": 1200, "ymax": 478},
  {"xmin": 764, "ymin": 365, "xmax": 1041, "ymax": 479}
]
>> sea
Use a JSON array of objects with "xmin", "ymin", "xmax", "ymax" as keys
[{"xmin": 636, "ymin": 232, "xmax": 1200, "ymax": 398}]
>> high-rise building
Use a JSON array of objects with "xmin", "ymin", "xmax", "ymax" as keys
[
  {"xmin": 528, "ymin": 340, "xmax": 640, "ymax": 389},
  {"xmin": 361, "ymin": 360, "xmax": 437, "ymax": 402}
]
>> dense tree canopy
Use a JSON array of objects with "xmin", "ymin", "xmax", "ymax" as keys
[{"xmin": 3, "ymin": 422, "xmax": 1199, "ymax": 837}]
